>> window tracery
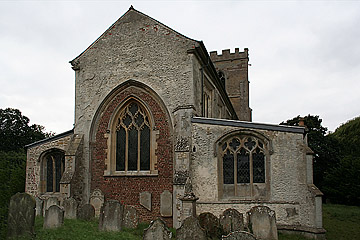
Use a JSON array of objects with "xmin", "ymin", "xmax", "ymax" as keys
[{"xmin": 219, "ymin": 134, "xmax": 267, "ymax": 199}]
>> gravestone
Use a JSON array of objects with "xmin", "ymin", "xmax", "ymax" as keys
[
  {"xmin": 78, "ymin": 203, "xmax": 95, "ymax": 221},
  {"xmin": 43, "ymin": 205, "xmax": 64, "ymax": 229},
  {"xmin": 43, "ymin": 197, "xmax": 59, "ymax": 216},
  {"xmin": 143, "ymin": 218, "xmax": 172, "ymax": 240},
  {"xmin": 35, "ymin": 197, "xmax": 44, "ymax": 216},
  {"xmin": 198, "ymin": 212, "xmax": 223, "ymax": 239},
  {"xmin": 247, "ymin": 206, "xmax": 278, "ymax": 240},
  {"xmin": 222, "ymin": 231, "xmax": 257, "ymax": 240},
  {"xmin": 122, "ymin": 205, "xmax": 138, "ymax": 228},
  {"xmin": 7, "ymin": 192, "xmax": 36, "ymax": 238},
  {"xmin": 160, "ymin": 190, "xmax": 172, "ymax": 217},
  {"xmin": 220, "ymin": 208, "xmax": 244, "ymax": 235},
  {"xmin": 90, "ymin": 188, "xmax": 104, "ymax": 217},
  {"xmin": 63, "ymin": 197, "xmax": 78, "ymax": 219},
  {"xmin": 99, "ymin": 200, "xmax": 123, "ymax": 231},
  {"xmin": 140, "ymin": 191, "xmax": 151, "ymax": 211},
  {"xmin": 176, "ymin": 216, "xmax": 207, "ymax": 240}
]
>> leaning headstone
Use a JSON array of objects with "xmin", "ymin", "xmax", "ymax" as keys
[
  {"xmin": 176, "ymin": 216, "xmax": 207, "ymax": 240},
  {"xmin": 220, "ymin": 208, "xmax": 244, "ymax": 235},
  {"xmin": 43, "ymin": 205, "xmax": 64, "ymax": 229},
  {"xmin": 122, "ymin": 205, "xmax": 138, "ymax": 228},
  {"xmin": 90, "ymin": 188, "xmax": 104, "ymax": 217},
  {"xmin": 140, "ymin": 191, "xmax": 151, "ymax": 211},
  {"xmin": 198, "ymin": 212, "xmax": 223, "ymax": 239},
  {"xmin": 247, "ymin": 206, "xmax": 278, "ymax": 240},
  {"xmin": 35, "ymin": 197, "xmax": 44, "ymax": 216},
  {"xmin": 78, "ymin": 203, "xmax": 95, "ymax": 221},
  {"xmin": 63, "ymin": 197, "xmax": 78, "ymax": 219},
  {"xmin": 160, "ymin": 190, "xmax": 172, "ymax": 217},
  {"xmin": 43, "ymin": 197, "xmax": 59, "ymax": 216},
  {"xmin": 222, "ymin": 231, "xmax": 257, "ymax": 240},
  {"xmin": 7, "ymin": 192, "xmax": 36, "ymax": 238},
  {"xmin": 143, "ymin": 218, "xmax": 172, "ymax": 240},
  {"xmin": 99, "ymin": 200, "xmax": 123, "ymax": 231}
]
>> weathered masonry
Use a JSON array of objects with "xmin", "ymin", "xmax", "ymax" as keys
[{"xmin": 25, "ymin": 6, "xmax": 325, "ymax": 238}]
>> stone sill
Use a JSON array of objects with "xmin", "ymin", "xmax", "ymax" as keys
[{"xmin": 104, "ymin": 170, "xmax": 158, "ymax": 177}]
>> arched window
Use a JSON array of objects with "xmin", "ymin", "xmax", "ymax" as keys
[
  {"xmin": 40, "ymin": 150, "xmax": 65, "ymax": 193},
  {"xmin": 108, "ymin": 99, "xmax": 154, "ymax": 175},
  {"xmin": 219, "ymin": 134, "xmax": 269, "ymax": 199}
]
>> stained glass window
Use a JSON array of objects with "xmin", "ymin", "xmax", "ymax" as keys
[{"xmin": 115, "ymin": 101, "xmax": 151, "ymax": 172}]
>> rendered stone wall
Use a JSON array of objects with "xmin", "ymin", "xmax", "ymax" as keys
[
  {"xmin": 26, "ymin": 134, "xmax": 72, "ymax": 197},
  {"xmin": 191, "ymin": 121, "xmax": 319, "ymax": 230}
]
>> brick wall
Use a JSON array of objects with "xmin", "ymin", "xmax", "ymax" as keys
[{"xmin": 91, "ymin": 86, "xmax": 173, "ymax": 225}]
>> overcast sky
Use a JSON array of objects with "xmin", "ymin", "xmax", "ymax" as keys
[{"xmin": 1, "ymin": 1, "xmax": 359, "ymax": 134}]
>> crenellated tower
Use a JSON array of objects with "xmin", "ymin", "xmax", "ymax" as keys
[{"xmin": 210, "ymin": 48, "xmax": 252, "ymax": 121}]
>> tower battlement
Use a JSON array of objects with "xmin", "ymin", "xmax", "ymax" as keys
[{"xmin": 210, "ymin": 48, "xmax": 248, "ymax": 62}]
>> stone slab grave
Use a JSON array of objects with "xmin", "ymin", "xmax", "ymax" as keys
[
  {"xmin": 176, "ymin": 216, "xmax": 207, "ymax": 240},
  {"xmin": 140, "ymin": 191, "xmax": 151, "ymax": 211},
  {"xmin": 122, "ymin": 205, "xmax": 139, "ymax": 228},
  {"xmin": 90, "ymin": 188, "xmax": 104, "ymax": 217},
  {"xmin": 78, "ymin": 203, "xmax": 95, "ymax": 221},
  {"xmin": 43, "ymin": 197, "xmax": 60, "ymax": 216},
  {"xmin": 63, "ymin": 197, "xmax": 78, "ymax": 219},
  {"xmin": 143, "ymin": 218, "xmax": 172, "ymax": 240},
  {"xmin": 220, "ymin": 208, "xmax": 245, "ymax": 235},
  {"xmin": 222, "ymin": 231, "xmax": 257, "ymax": 240},
  {"xmin": 99, "ymin": 200, "xmax": 124, "ymax": 231},
  {"xmin": 7, "ymin": 192, "xmax": 36, "ymax": 238},
  {"xmin": 43, "ymin": 205, "xmax": 64, "ymax": 229},
  {"xmin": 247, "ymin": 206, "xmax": 278, "ymax": 240},
  {"xmin": 198, "ymin": 212, "xmax": 223, "ymax": 239},
  {"xmin": 35, "ymin": 197, "xmax": 44, "ymax": 216},
  {"xmin": 160, "ymin": 190, "xmax": 172, "ymax": 217}
]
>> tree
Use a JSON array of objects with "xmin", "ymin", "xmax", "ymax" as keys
[
  {"xmin": 0, "ymin": 108, "xmax": 50, "ymax": 237},
  {"xmin": 0, "ymin": 108, "xmax": 49, "ymax": 152},
  {"xmin": 324, "ymin": 117, "xmax": 360, "ymax": 205}
]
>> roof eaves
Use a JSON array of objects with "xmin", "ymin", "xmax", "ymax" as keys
[{"xmin": 25, "ymin": 129, "xmax": 74, "ymax": 149}]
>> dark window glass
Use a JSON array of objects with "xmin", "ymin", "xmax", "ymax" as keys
[
  {"xmin": 230, "ymin": 138, "xmax": 240, "ymax": 151},
  {"xmin": 128, "ymin": 127, "xmax": 138, "ymax": 171},
  {"xmin": 46, "ymin": 156, "xmax": 53, "ymax": 192},
  {"xmin": 237, "ymin": 148, "xmax": 250, "ymax": 183},
  {"xmin": 116, "ymin": 127, "xmax": 126, "ymax": 171},
  {"xmin": 55, "ymin": 155, "xmax": 62, "ymax": 192},
  {"xmin": 253, "ymin": 148, "xmax": 265, "ymax": 183},
  {"xmin": 223, "ymin": 150, "xmax": 234, "ymax": 184},
  {"xmin": 115, "ymin": 101, "xmax": 151, "ymax": 172},
  {"xmin": 140, "ymin": 125, "xmax": 150, "ymax": 170}
]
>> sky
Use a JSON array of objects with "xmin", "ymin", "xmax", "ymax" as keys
[{"xmin": 1, "ymin": 0, "xmax": 359, "ymax": 134}]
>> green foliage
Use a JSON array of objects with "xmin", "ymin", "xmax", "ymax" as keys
[
  {"xmin": 0, "ymin": 108, "xmax": 49, "ymax": 239},
  {"xmin": 324, "ymin": 116, "xmax": 360, "ymax": 205},
  {"xmin": 0, "ymin": 108, "xmax": 49, "ymax": 152}
]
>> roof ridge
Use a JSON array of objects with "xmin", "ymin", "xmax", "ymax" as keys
[{"xmin": 70, "ymin": 6, "xmax": 199, "ymax": 64}]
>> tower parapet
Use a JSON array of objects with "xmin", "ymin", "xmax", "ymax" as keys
[{"xmin": 210, "ymin": 48, "xmax": 252, "ymax": 121}]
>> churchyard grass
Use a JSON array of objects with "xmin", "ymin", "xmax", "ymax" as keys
[
  {"xmin": 9, "ymin": 203, "xmax": 360, "ymax": 239},
  {"xmin": 322, "ymin": 203, "xmax": 360, "ymax": 240}
]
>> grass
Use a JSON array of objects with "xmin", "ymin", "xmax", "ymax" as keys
[{"xmin": 8, "ymin": 204, "xmax": 360, "ymax": 239}]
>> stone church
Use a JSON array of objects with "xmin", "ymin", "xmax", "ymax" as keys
[{"xmin": 25, "ymin": 6, "xmax": 325, "ymax": 238}]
